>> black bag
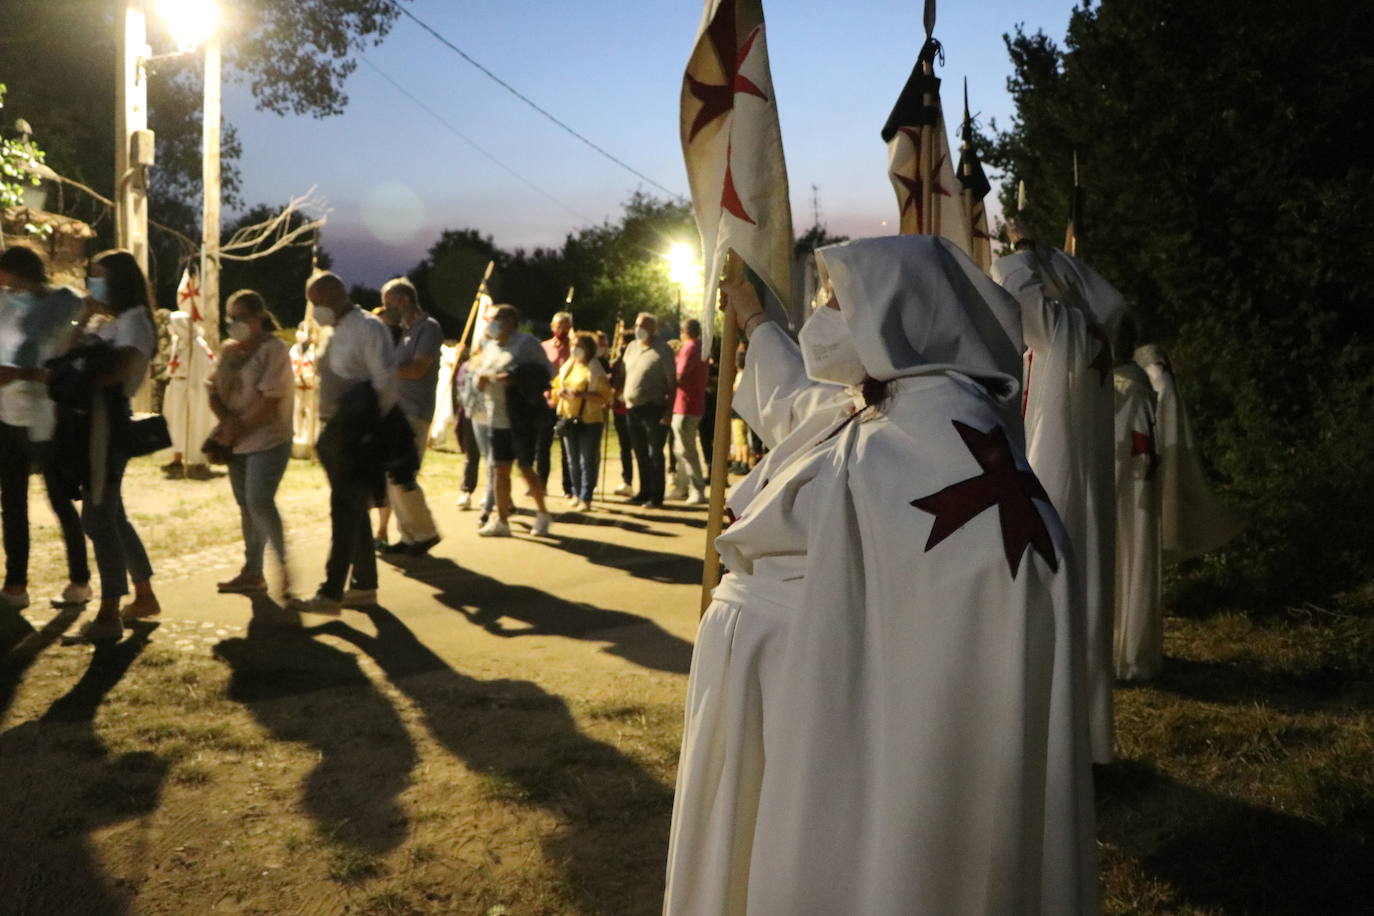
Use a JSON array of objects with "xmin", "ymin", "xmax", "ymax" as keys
[
  {"xmin": 553, "ymin": 415, "xmax": 580, "ymax": 438},
  {"xmin": 127, "ymin": 414, "xmax": 172, "ymax": 458},
  {"xmin": 201, "ymin": 434, "xmax": 234, "ymax": 465}
]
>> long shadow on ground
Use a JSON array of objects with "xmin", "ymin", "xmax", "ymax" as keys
[
  {"xmin": 0, "ymin": 625, "xmax": 167, "ymax": 915},
  {"xmin": 0, "ymin": 609, "xmax": 81, "ymax": 723},
  {"xmin": 388, "ymin": 556, "xmax": 693, "ymax": 675},
  {"xmin": 1139, "ymin": 655, "xmax": 1374, "ymax": 713},
  {"xmin": 212, "ymin": 597, "xmax": 418, "ymax": 855},
  {"xmin": 1096, "ymin": 758, "xmax": 1374, "ymax": 913},
  {"xmin": 311, "ymin": 605, "xmax": 674, "ymax": 915}
]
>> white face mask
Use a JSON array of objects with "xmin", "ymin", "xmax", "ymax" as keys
[
  {"xmin": 229, "ymin": 320, "xmax": 253, "ymax": 343},
  {"xmin": 635, "ymin": 326, "xmax": 651, "ymax": 344},
  {"xmin": 799, "ymin": 306, "xmax": 866, "ymax": 387},
  {"xmin": 312, "ymin": 307, "xmax": 335, "ymax": 328},
  {"xmin": 86, "ymin": 276, "xmax": 109, "ymax": 304},
  {"xmin": 573, "ymin": 346, "xmax": 588, "ymax": 361},
  {"xmin": 295, "ymin": 328, "xmax": 309, "ymax": 345}
]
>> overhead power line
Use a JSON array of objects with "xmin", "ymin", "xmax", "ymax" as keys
[
  {"xmin": 385, "ymin": 0, "xmax": 688, "ymax": 202},
  {"xmin": 358, "ymin": 55, "xmax": 594, "ymax": 224}
]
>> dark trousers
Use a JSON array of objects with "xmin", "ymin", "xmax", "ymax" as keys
[
  {"xmin": 0, "ymin": 421, "xmax": 31, "ymax": 588},
  {"xmin": 626, "ymin": 404, "xmax": 669, "ymax": 504},
  {"xmin": 41, "ymin": 449, "xmax": 89, "ymax": 585},
  {"xmin": 458, "ymin": 415, "xmax": 481, "ymax": 493},
  {"xmin": 534, "ymin": 412, "xmax": 565, "ymax": 494},
  {"xmin": 612, "ymin": 411, "xmax": 633, "ymax": 485},
  {"xmin": 317, "ymin": 421, "xmax": 377, "ymax": 598},
  {"xmin": 81, "ymin": 450, "xmax": 152, "ymax": 599}
]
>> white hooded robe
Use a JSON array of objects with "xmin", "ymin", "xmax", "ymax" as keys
[
  {"xmin": 992, "ymin": 248, "xmax": 1126, "ymax": 764},
  {"xmin": 1113, "ymin": 363, "xmax": 1163, "ymax": 680},
  {"xmin": 666, "ymin": 236, "xmax": 1098, "ymax": 915},
  {"xmin": 1133, "ymin": 345, "xmax": 1244, "ymax": 564},
  {"xmin": 161, "ymin": 310, "xmax": 216, "ymax": 464}
]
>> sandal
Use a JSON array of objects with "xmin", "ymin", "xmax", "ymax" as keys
[{"xmin": 119, "ymin": 597, "xmax": 162, "ymax": 622}]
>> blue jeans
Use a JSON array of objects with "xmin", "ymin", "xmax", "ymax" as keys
[
  {"xmin": 81, "ymin": 452, "xmax": 153, "ymax": 599},
  {"xmin": 472, "ymin": 421, "xmax": 496, "ymax": 514},
  {"xmin": 228, "ymin": 441, "xmax": 291, "ymax": 577},
  {"xmin": 563, "ymin": 422, "xmax": 603, "ymax": 502}
]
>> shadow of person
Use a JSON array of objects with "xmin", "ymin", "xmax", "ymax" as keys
[
  {"xmin": 545, "ymin": 531, "xmax": 704, "ymax": 588},
  {"xmin": 0, "ymin": 607, "xmax": 81, "ymax": 722},
  {"xmin": 387, "ymin": 555, "xmax": 693, "ymax": 675},
  {"xmin": 211, "ymin": 597, "xmax": 417, "ymax": 854},
  {"xmin": 0, "ymin": 624, "xmax": 170, "ymax": 915},
  {"xmin": 1138, "ymin": 655, "xmax": 1374, "ymax": 713},
  {"xmin": 311, "ymin": 605, "xmax": 675, "ymax": 915},
  {"xmin": 1096, "ymin": 758, "xmax": 1374, "ymax": 913}
]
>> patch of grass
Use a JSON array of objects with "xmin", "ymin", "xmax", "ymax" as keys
[
  {"xmin": 407, "ymin": 843, "xmax": 438, "ymax": 865},
  {"xmin": 326, "ymin": 846, "xmax": 384, "ymax": 884},
  {"xmin": 136, "ymin": 650, "xmax": 178, "ymax": 669},
  {"xmin": 172, "ymin": 763, "xmax": 213, "ymax": 786},
  {"xmin": 476, "ymin": 772, "xmax": 533, "ymax": 805},
  {"xmin": 358, "ymin": 889, "xmax": 419, "ymax": 916}
]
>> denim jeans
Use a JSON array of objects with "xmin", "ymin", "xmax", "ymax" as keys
[
  {"xmin": 563, "ymin": 422, "xmax": 603, "ymax": 502},
  {"xmin": 458, "ymin": 415, "xmax": 481, "ymax": 493},
  {"xmin": 612, "ymin": 411, "xmax": 633, "ymax": 486},
  {"xmin": 81, "ymin": 451, "xmax": 153, "ymax": 599},
  {"xmin": 471, "ymin": 421, "xmax": 496, "ymax": 514},
  {"xmin": 228, "ymin": 440, "xmax": 291, "ymax": 577}
]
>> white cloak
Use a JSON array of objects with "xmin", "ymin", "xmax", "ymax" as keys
[
  {"xmin": 1134, "ymin": 346, "xmax": 1244, "ymax": 564},
  {"xmin": 992, "ymin": 249, "xmax": 1124, "ymax": 764},
  {"xmin": 289, "ymin": 337, "xmax": 319, "ymax": 458},
  {"xmin": 162, "ymin": 311, "xmax": 216, "ymax": 462},
  {"xmin": 428, "ymin": 342, "xmax": 461, "ymax": 450},
  {"xmin": 666, "ymin": 369, "xmax": 1097, "ymax": 915},
  {"xmin": 1113, "ymin": 364, "xmax": 1163, "ymax": 681}
]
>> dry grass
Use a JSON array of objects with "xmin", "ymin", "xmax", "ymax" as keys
[{"xmin": 4, "ymin": 456, "xmax": 1373, "ymax": 913}]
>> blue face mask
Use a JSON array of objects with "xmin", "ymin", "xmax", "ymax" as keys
[{"xmin": 86, "ymin": 276, "xmax": 110, "ymax": 304}]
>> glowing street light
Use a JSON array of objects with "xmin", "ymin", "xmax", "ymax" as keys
[
  {"xmin": 666, "ymin": 242, "xmax": 699, "ymax": 287},
  {"xmin": 159, "ymin": 0, "xmax": 220, "ymax": 53}
]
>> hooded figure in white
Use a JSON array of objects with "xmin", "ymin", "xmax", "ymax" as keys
[
  {"xmin": 992, "ymin": 233, "xmax": 1127, "ymax": 764},
  {"xmin": 665, "ymin": 235, "xmax": 1098, "ymax": 916},
  {"xmin": 161, "ymin": 310, "xmax": 216, "ymax": 466},
  {"xmin": 1133, "ymin": 344, "xmax": 1244, "ymax": 564},
  {"xmin": 428, "ymin": 342, "xmax": 461, "ymax": 450},
  {"xmin": 289, "ymin": 323, "xmax": 319, "ymax": 458},
  {"xmin": 1113, "ymin": 343, "xmax": 1163, "ymax": 681}
]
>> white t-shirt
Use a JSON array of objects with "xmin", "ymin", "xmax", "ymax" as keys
[
  {"xmin": 0, "ymin": 286, "xmax": 83, "ymax": 434},
  {"xmin": 95, "ymin": 306, "xmax": 157, "ymax": 398}
]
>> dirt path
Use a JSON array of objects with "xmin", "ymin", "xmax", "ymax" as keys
[{"xmin": 2, "ymin": 452, "xmax": 700, "ymax": 915}]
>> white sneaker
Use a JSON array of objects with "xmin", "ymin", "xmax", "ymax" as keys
[
  {"xmin": 530, "ymin": 511, "xmax": 552, "ymax": 537},
  {"xmin": 684, "ymin": 490, "xmax": 707, "ymax": 506},
  {"xmin": 477, "ymin": 517, "xmax": 512, "ymax": 538},
  {"xmin": 613, "ymin": 482, "xmax": 633, "ymax": 496},
  {"xmin": 668, "ymin": 489, "xmax": 689, "ymax": 502},
  {"xmin": 56, "ymin": 583, "xmax": 93, "ymax": 606},
  {"xmin": 455, "ymin": 491, "xmax": 473, "ymax": 510}
]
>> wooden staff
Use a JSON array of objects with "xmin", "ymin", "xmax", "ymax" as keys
[
  {"xmin": 700, "ymin": 250, "xmax": 744, "ymax": 614},
  {"xmin": 599, "ymin": 316, "xmax": 625, "ymax": 502},
  {"xmin": 458, "ymin": 259, "xmax": 495, "ymax": 353}
]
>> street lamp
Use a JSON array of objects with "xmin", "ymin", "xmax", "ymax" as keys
[
  {"xmin": 665, "ymin": 242, "xmax": 700, "ymax": 330},
  {"xmin": 158, "ymin": 0, "xmax": 219, "ymax": 51}
]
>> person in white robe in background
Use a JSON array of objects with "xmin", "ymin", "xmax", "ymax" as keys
[
  {"xmin": 161, "ymin": 310, "xmax": 216, "ymax": 475},
  {"xmin": 992, "ymin": 219, "xmax": 1127, "ymax": 765},
  {"xmin": 1133, "ymin": 344, "xmax": 1244, "ymax": 564},
  {"xmin": 665, "ymin": 235, "xmax": 1098, "ymax": 916},
  {"xmin": 428, "ymin": 342, "xmax": 460, "ymax": 450},
  {"xmin": 1113, "ymin": 340, "xmax": 1164, "ymax": 681},
  {"xmin": 289, "ymin": 323, "xmax": 320, "ymax": 459}
]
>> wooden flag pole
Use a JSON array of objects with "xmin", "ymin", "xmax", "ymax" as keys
[
  {"xmin": 920, "ymin": 4, "xmax": 937, "ymax": 235},
  {"xmin": 700, "ymin": 250, "xmax": 744, "ymax": 615},
  {"xmin": 458, "ymin": 259, "xmax": 495, "ymax": 353},
  {"xmin": 599, "ymin": 316, "xmax": 626, "ymax": 503}
]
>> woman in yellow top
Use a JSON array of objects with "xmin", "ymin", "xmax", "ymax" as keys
[{"xmin": 555, "ymin": 332, "xmax": 614, "ymax": 510}]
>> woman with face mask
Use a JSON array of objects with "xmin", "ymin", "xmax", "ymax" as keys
[
  {"xmin": 554, "ymin": 332, "xmax": 614, "ymax": 511},
  {"xmin": 665, "ymin": 236, "xmax": 1097, "ymax": 916},
  {"xmin": 68, "ymin": 250, "xmax": 163, "ymax": 640},
  {"xmin": 207, "ymin": 290, "xmax": 296, "ymax": 596}
]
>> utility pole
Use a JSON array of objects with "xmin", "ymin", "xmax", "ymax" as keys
[
  {"xmin": 200, "ymin": 30, "xmax": 222, "ymax": 344},
  {"xmin": 115, "ymin": 0, "xmax": 151, "ymax": 274}
]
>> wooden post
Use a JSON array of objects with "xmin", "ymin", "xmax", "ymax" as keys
[
  {"xmin": 599, "ymin": 316, "xmax": 625, "ymax": 502},
  {"xmin": 700, "ymin": 250, "xmax": 744, "ymax": 615},
  {"xmin": 458, "ymin": 260, "xmax": 495, "ymax": 352},
  {"xmin": 921, "ymin": 55, "xmax": 937, "ymax": 236}
]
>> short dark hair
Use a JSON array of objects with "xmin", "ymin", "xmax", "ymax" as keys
[
  {"xmin": 0, "ymin": 246, "xmax": 47, "ymax": 284},
  {"xmin": 226, "ymin": 289, "xmax": 280, "ymax": 332},
  {"xmin": 92, "ymin": 249, "xmax": 153, "ymax": 315},
  {"xmin": 573, "ymin": 332, "xmax": 597, "ymax": 357},
  {"xmin": 684, "ymin": 318, "xmax": 702, "ymax": 339},
  {"xmin": 492, "ymin": 303, "xmax": 521, "ymax": 328}
]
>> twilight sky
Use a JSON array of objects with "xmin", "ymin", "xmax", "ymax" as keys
[{"xmin": 221, "ymin": 0, "xmax": 1079, "ymax": 288}]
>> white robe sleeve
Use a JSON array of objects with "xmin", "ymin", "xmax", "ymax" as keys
[{"xmin": 733, "ymin": 321, "xmax": 843, "ymax": 451}]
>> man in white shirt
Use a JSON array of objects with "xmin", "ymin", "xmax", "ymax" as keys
[{"xmin": 289, "ymin": 272, "xmax": 398, "ymax": 614}]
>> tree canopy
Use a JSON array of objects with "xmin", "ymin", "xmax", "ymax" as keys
[{"xmin": 985, "ymin": 0, "xmax": 1374, "ymax": 607}]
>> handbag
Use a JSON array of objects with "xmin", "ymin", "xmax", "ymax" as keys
[
  {"xmin": 552, "ymin": 387, "xmax": 590, "ymax": 439},
  {"xmin": 126, "ymin": 414, "xmax": 172, "ymax": 458}
]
